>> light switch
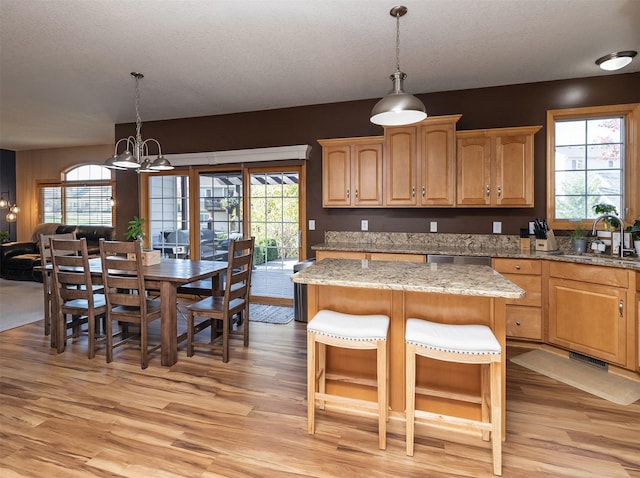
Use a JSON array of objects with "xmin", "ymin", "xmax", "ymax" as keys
[
  {"xmin": 308, "ymin": 219, "xmax": 315, "ymax": 231},
  {"xmin": 493, "ymin": 221, "xmax": 502, "ymax": 234},
  {"xmin": 361, "ymin": 219, "xmax": 368, "ymax": 231},
  {"xmin": 430, "ymin": 221, "xmax": 438, "ymax": 233}
]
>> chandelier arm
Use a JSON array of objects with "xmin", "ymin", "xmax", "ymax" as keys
[{"xmin": 143, "ymin": 138, "xmax": 163, "ymax": 156}]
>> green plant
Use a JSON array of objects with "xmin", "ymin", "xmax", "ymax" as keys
[
  {"xmin": 570, "ymin": 227, "xmax": 587, "ymax": 239},
  {"xmin": 625, "ymin": 219, "xmax": 640, "ymax": 241},
  {"xmin": 254, "ymin": 238, "xmax": 279, "ymax": 265},
  {"xmin": 126, "ymin": 216, "xmax": 145, "ymax": 241},
  {"xmin": 592, "ymin": 203, "xmax": 621, "ymax": 231},
  {"xmin": 0, "ymin": 230, "xmax": 10, "ymax": 243}
]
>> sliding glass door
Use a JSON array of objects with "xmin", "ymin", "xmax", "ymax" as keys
[{"xmin": 248, "ymin": 167, "xmax": 301, "ymax": 303}]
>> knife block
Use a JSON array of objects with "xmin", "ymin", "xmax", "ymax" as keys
[{"xmin": 535, "ymin": 230, "xmax": 558, "ymax": 251}]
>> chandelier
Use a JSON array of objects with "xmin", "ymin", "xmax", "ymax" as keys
[
  {"xmin": 370, "ymin": 5, "xmax": 427, "ymax": 126},
  {"xmin": 105, "ymin": 72, "xmax": 173, "ymax": 172}
]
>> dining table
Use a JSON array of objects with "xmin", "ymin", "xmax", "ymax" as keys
[{"xmin": 45, "ymin": 257, "xmax": 228, "ymax": 366}]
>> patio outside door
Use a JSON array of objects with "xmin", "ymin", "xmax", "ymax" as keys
[{"xmin": 248, "ymin": 167, "xmax": 302, "ymax": 305}]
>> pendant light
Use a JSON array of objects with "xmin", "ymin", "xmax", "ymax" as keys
[
  {"xmin": 106, "ymin": 72, "xmax": 173, "ymax": 172},
  {"xmin": 370, "ymin": 5, "xmax": 427, "ymax": 126}
]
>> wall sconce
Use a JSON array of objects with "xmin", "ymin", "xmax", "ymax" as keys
[{"xmin": 0, "ymin": 192, "xmax": 19, "ymax": 223}]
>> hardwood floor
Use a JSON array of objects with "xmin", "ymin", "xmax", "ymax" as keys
[{"xmin": 1, "ymin": 319, "xmax": 639, "ymax": 477}]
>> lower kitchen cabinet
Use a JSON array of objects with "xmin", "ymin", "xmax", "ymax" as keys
[
  {"xmin": 493, "ymin": 258, "xmax": 542, "ymax": 340},
  {"xmin": 548, "ymin": 262, "xmax": 632, "ymax": 368}
]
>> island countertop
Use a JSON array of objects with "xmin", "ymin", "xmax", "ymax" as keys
[{"xmin": 291, "ymin": 258, "xmax": 525, "ymax": 299}]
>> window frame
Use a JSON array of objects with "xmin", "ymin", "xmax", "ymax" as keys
[
  {"xmin": 546, "ymin": 103, "xmax": 640, "ymax": 231},
  {"xmin": 37, "ymin": 164, "xmax": 115, "ymax": 226}
]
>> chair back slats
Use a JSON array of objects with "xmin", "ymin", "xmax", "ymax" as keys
[
  {"xmin": 99, "ymin": 240, "xmax": 148, "ymax": 316},
  {"xmin": 39, "ymin": 232, "xmax": 77, "ymax": 337},
  {"xmin": 223, "ymin": 238, "xmax": 255, "ymax": 314},
  {"xmin": 50, "ymin": 237, "xmax": 96, "ymax": 309}
]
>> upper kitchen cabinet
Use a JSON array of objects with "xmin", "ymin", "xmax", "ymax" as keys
[
  {"xmin": 456, "ymin": 125, "xmax": 541, "ymax": 207},
  {"xmin": 319, "ymin": 136, "xmax": 384, "ymax": 207},
  {"xmin": 384, "ymin": 115, "xmax": 461, "ymax": 207}
]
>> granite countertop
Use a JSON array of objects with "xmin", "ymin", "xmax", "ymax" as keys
[
  {"xmin": 291, "ymin": 258, "xmax": 526, "ymax": 299},
  {"xmin": 312, "ymin": 232, "xmax": 640, "ymax": 271}
]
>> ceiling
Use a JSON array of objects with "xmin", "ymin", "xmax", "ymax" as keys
[{"xmin": 1, "ymin": 0, "xmax": 639, "ymax": 152}]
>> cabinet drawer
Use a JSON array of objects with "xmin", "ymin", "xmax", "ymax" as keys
[
  {"xmin": 549, "ymin": 262, "xmax": 629, "ymax": 288},
  {"xmin": 316, "ymin": 251, "xmax": 366, "ymax": 261},
  {"xmin": 505, "ymin": 306, "xmax": 542, "ymax": 340},
  {"xmin": 370, "ymin": 252, "xmax": 426, "ymax": 263},
  {"xmin": 493, "ymin": 258, "xmax": 541, "ymax": 275},
  {"xmin": 502, "ymin": 273, "xmax": 541, "ymax": 306}
]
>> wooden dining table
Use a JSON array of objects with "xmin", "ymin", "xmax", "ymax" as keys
[{"xmin": 46, "ymin": 257, "xmax": 228, "ymax": 366}]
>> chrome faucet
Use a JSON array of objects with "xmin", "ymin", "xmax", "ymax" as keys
[{"xmin": 591, "ymin": 213, "xmax": 625, "ymax": 257}]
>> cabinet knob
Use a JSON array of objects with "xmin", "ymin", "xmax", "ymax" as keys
[
  {"xmin": 486, "ymin": 185, "xmax": 490, "ymax": 197},
  {"xmin": 498, "ymin": 185, "xmax": 502, "ymax": 197},
  {"xmin": 422, "ymin": 186, "xmax": 426, "ymax": 197},
  {"xmin": 412, "ymin": 187, "xmax": 416, "ymax": 197},
  {"xmin": 346, "ymin": 189, "xmax": 350, "ymax": 199},
  {"xmin": 516, "ymin": 321, "xmax": 521, "ymax": 326},
  {"xmin": 515, "ymin": 265, "xmax": 521, "ymax": 270},
  {"xmin": 355, "ymin": 189, "xmax": 358, "ymax": 199}
]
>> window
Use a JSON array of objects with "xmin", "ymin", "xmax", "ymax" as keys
[
  {"xmin": 198, "ymin": 172, "xmax": 243, "ymax": 260},
  {"xmin": 148, "ymin": 174, "xmax": 190, "ymax": 258},
  {"xmin": 546, "ymin": 104, "xmax": 639, "ymax": 230},
  {"xmin": 38, "ymin": 165, "xmax": 114, "ymax": 225}
]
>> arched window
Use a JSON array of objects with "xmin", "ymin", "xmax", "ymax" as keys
[{"xmin": 38, "ymin": 164, "xmax": 114, "ymax": 226}]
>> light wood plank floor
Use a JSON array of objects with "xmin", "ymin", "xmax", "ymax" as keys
[{"xmin": 1, "ymin": 319, "xmax": 639, "ymax": 477}]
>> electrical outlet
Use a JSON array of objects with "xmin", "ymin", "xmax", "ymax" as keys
[
  {"xmin": 493, "ymin": 221, "xmax": 502, "ymax": 234},
  {"xmin": 308, "ymin": 219, "xmax": 315, "ymax": 231},
  {"xmin": 430, "ymin": 221, "xmax": 438, "ymax": 233},
  {"xmin": 361, "ymin": 219, "xmax": 368, "ymax": 231}
]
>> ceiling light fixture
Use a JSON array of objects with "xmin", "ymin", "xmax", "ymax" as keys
[
  {"xmin": 106, "ymin": 72, "xmax": 173, "ymax": 172},
  {"xmin": 370, "ymin": 5, "xmax": 427, "ymax": 126},
  {"xmin": 595, "ymin": 50, "xmax": 637, "ymax": 71}
]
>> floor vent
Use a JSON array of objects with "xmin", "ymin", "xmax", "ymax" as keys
[{"xmin": 569, "ymin": 351, "xmax": 608, "ymax": 370}]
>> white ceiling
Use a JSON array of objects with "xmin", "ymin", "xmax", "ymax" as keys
[{"xmin": 1, "ymin": 0, "xmax": 639, "ymax": 152}]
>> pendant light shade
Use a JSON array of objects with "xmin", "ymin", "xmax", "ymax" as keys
[{"xmin": 370, "ymin": 6, "xmax": 426, "ymax": 126}]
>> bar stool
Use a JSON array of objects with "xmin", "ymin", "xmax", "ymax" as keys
[
  {"xmin": 307, "ymin": 309, "xmax": 390, "ymax": 450},
  {"xmin": 405, "ymin": 318, "xmax": 503, "ymax": 476}
]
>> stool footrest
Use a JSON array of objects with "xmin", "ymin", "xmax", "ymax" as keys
[
  {"xmin": 414, "ymin": 409, "xmax": 492, "ymax": 434},
  {"xmin": 325, "ymin": 372, "xmax": 378, "ymax": 388},
  {"xmin": 415, "ymin": 385, "xmax": 483, "ymax": 405},
  {"xmin": 314, "ymin": 392, "xmax": 381, "ymax": 413}
]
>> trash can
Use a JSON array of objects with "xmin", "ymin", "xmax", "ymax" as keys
[{"xmin": 293, "ymin": 258, "xmax": 316, "ymax": 322}]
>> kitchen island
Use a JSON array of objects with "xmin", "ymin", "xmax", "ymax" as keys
[{"xmin": 291, "ymin": 258, "xmax": 525, "ymax": 429}]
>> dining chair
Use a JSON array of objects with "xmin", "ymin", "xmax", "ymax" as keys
[
  {"xmin": 186, "ymin": 237, "xmax": 255, "ymax": 362},
  {"xmin": 49, "ymin": 237, "xmax": 107, "ymax": 358},
  {"xmin": 39, "ymin": 231, "xmax": 76, "ymax": 338},
  {"xmin": 99, "ymin": 239, "xmax": 161, "ymax": 369}
]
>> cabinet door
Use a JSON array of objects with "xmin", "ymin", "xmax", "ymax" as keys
[
  {"xmin": 456, "ymin": 134, "xmax": 491, "ymax": 206},
  {"xmin": 548, "ymin": 277, "xmax": 627, "ymax": 366},
  {"xmin": 418, "ymin": 121, "xmax": 456, "ymax": 206},
  {"xmin": 494, "ymin": 133, "xmax": 534, "ymax": 206},
  {"xmin": 322, "ymin": 145, "xmax": 351, "ymax": 207},
  {"xmin": 384, "ymin": 127, "xmax": 418, "ymax": 206},
  {"xmin": 353, "ymin": 142, "xmax": 383, "ymax": 206}
]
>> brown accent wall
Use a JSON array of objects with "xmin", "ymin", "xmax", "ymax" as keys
[
  {"xmin": 115, "ymin": 73, "xmax": 640, "ymax": 256},
  {"xmin": 14, "ymin": 74, "xmax": 639, "ymax": 251}
]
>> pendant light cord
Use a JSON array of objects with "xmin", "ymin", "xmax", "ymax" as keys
[{"xmin": 395, "ymin": 11, "xmax": 401, "ymax": 72}]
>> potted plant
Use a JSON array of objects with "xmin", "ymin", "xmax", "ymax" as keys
[
  {"xmin": 570, "ymin": 227, "xmax": 588, "ymax": 254},
  {"xmin": 126, "ymin": 216, "xmax": 145, "ymax": 244},
  {"xmin": 625, "ymin": 219, "xmax": 640, "ymax": 255},
  {"xmin": 592, "ymin": 203, "xmax": 621, "ymax": 231}
]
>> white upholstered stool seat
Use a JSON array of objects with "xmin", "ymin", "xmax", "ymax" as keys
[
  {"xmin": 307, "ymin": 309, "xmax": 390, "ymax": 450},
  {"xmin": 405, "ymin": 318, "xmax": 503, "ymax": 476}
]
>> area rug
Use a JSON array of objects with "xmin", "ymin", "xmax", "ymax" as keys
[
  {"xmin": 249, "ymin": 304, "xmax": 294, "ymax": 324},
  {"xmin": 511, "ymin": 349, "xmax": 640, "ymax": 406}
]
